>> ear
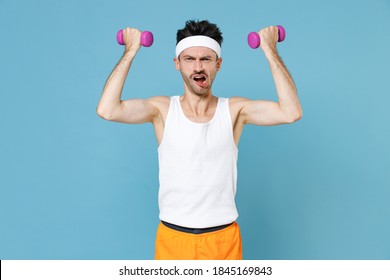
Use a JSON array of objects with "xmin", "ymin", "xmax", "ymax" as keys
[
  {"xmin": 174, "ymin": 57, "xmax": 180, "ymax": 70},
  {"xmin": 216, "ymin": 57, "xmax": 222, "ymax": 72}
]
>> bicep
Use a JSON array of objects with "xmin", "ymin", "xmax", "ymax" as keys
[
  {"xmin": 241, "ymin": 99, "xmax": 292, "ymax": 126},
  {"xmin": 110, "ymin": 98, "xmax": 158, "ymax": 124}
]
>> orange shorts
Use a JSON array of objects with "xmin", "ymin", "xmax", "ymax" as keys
[{"xmin": 154, "ymin": 221, "xmax": 242, "ymax": 260}]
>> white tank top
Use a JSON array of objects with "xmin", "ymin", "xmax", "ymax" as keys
[{"xmin": 157, "ymin": 96, "xmax": 239, "ymax": 228}]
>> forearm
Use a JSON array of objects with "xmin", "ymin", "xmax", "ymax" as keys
[
  {"xmin": 264, "ymin": 48, "xmax": 302, "ymax": 121},
  {"xmin": 97, "ymin": 48, "xmax": 138, "ymax": 119}
]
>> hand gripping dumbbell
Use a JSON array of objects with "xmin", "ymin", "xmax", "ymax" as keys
[
  {"xmin": 116, "ymin": 29, "xmax": 154, "ymax": 47},
  {"xmin": 247, "ymin": 25, "xmax": 286, "ymax": 49}
]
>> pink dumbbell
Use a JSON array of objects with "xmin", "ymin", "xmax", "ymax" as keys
[
  {"xmin": 116, "ymin": 29, "xmax": 154, "ymax": 47},
  {"xmin": 247, "ymin": 25, "xmax": 286, "ymax": 49}
]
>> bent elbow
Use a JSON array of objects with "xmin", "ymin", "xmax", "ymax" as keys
[
  {"xmin": 294, "ymin": 111, "xmax": 303, "ymax": 122},
  {"xmin": 286, "ymin": 110, "xmax": 303, "ymax": 123},
  {"xmin": 96, "ymin": 107, "xmax": 114, "ymax": 121}
]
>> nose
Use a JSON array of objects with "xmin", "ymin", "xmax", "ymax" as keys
[{"xmin": 194, "ymin": 58, "xmax": 203, "ymax": 72}]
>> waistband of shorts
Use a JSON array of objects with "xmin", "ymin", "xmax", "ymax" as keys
[{"xmin": 161, "ymin": 220, "xmax": 234, "ymax": 234}]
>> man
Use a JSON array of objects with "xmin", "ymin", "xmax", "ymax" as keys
[{"xmin": 97, "ymin": 20, "xmax": 302, "ymax": 260}]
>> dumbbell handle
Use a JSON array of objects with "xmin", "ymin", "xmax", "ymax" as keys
[
  {"xmin": 248, "ymin": 25, "xmax": 286, "ymax": 49},
  {"xmin": 116, "ymin": 29, "xmax": 154, "ymax": 47}
]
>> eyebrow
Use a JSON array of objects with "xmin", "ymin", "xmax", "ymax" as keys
[{"xmin": 182, "ymin": 55, "xmax": 214, "ymax": 60}]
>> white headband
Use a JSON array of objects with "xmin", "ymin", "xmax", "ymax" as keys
[{"xmin": 175, "ymin": 35, "xmax": 221, "ymax": 58}]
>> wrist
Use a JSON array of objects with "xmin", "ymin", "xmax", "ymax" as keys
[
  {"xmin": 123, "ymin": 47, "xmax": 139, "ymax": 59},
  {"xmin": 261, "ymin": 44, "xmax": 277, "ymax": 56},
  {"xmin": 262, "ymin": 46, "xmax": 280, "ymax": 62}
]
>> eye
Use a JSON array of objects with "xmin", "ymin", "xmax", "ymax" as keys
[{"xmin": 201, "ymin": 57, "xmax": 212, "ymax": 62}]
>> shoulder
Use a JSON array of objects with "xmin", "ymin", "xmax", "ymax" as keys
[
  {"xmin": 228, "ymin": 96, "xmax": 251, "ymax": 104},
  {"xmin": 146, "ymin": 96, "xmax": 171, "ymax": 123},
  {"xmin": 228, "ymin": 96, "xmax": 252, "ymax": 112},
  {"xmin": 147, "ymin": 95, "xmax": 171, "ymax": 104},
  {"xmin": 147, "ymin": 96, "xmax": 171, "ymax": 110},
  {"xmin": 225, "ymin": 96, "xmax": 250, "ymax": 126}
]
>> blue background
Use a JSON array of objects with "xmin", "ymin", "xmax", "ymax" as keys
[{"xmin": 1, "ymin": 0, "xmax": 389, "ymax": 260}]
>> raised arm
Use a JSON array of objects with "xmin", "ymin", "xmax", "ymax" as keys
[
  {"xmin": 238, "ymin": 26, "xmax": 302, "ymax": 126},
  {"xmin": 96, "ymin": 27, "xmax": 158, "ymax": 124}
]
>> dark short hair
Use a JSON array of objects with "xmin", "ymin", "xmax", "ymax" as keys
[{"xmin": 176, "ymin": 20, "xmax": 223, "ymax": 46}]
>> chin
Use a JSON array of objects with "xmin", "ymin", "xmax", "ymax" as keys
[
  {"xmin": 192, "ymin": 90, "xmax": 211, "ymax": 97},
  {"xmin": 193, "ymin": 85, "xmax": 212, "ymax": 96}
]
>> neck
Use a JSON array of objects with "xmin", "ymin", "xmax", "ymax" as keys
[{"xmin": 180, "ymin": 91, "xmax": 217, "ymax": 117}]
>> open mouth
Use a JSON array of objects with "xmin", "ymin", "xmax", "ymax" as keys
[{"xmin": 192, "ymin": 74, "xmax": 207, "ymax": 86}]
